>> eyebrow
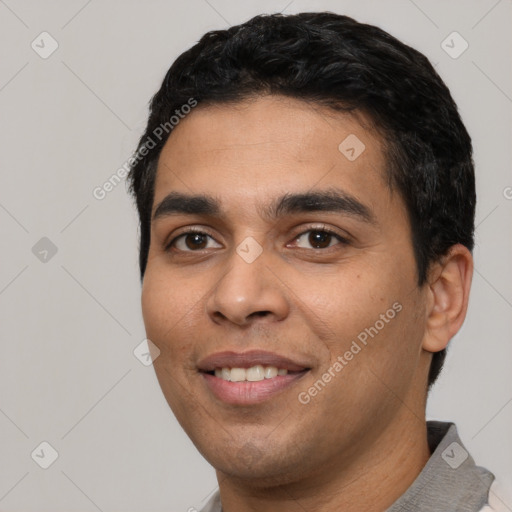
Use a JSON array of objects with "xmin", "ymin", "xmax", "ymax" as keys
[{"xmin": 152, "ymin": 188, "xmax": 376, "ymax": 225}]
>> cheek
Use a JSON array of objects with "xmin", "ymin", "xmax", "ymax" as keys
[
  {"xmin": 141, "ymin": 273, "xmax": 169, "ymax": 341},
  {"xmin": 292, "ymin": 266, "xmax": 396, "ymax": 350},
  {"xmin": 296, "ymin": 262, "xmax": 422, "ymax": 390},
  {"xmin": 141, "ymin": 266, "xmax": 203, "ymax": 355}
]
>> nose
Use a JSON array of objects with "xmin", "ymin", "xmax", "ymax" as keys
[{"xmin": 206, "ymin": 243, "xmax": 290, "ymax": 327}]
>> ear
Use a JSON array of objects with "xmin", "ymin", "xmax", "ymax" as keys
[{"xmin": 422, "ymin": 244, "xmax": 474, "ymax": 353}]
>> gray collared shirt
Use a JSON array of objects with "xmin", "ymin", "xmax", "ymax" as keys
[{"xmin": 199, "ymin": 421, "xmax": 494, "ymax": 512}]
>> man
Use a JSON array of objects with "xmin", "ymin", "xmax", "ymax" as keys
[{"xmin": 127, "ymin": 12, "xmax": 505, "ymax": 512}]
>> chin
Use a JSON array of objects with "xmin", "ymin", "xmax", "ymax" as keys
[{"xmin": 199, "ymin": 437, "xmax": 312, "ymax": 487}]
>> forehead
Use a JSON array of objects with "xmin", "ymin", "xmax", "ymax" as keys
[{"xmin": 152, "ymin": 95, "xmax": 393, "ymax": 219}]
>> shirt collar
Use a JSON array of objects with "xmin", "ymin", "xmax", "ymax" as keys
[{"xmin": 386, "ymin": 421, "xmax": 494, "ymax": 512}]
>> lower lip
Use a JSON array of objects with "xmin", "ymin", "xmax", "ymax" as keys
[{"xmin": 201, "ymin": 371, "xmax": 308, "ymax": 405}]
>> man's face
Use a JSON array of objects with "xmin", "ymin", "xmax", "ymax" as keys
[{"xmin": 142, "ymin": 95, "xmax": 431, "ymax": 484}]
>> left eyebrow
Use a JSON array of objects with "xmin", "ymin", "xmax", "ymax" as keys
[
  {"xmin": 263, "ymin": 188, "xmax": 376, "ymax": 225},
  {"xmin": 152, "ymin": 188, "xmax": 377, "ymax": 225}
]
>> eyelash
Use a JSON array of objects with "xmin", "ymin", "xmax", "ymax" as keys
[{"xmin": 165, "ymin": 225, "xmax": 350, "ymax": 253}]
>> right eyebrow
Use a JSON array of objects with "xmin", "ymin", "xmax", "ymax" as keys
[{"xmin": 152, "ymin": 192, "xmax": 221, "ymax": 222}]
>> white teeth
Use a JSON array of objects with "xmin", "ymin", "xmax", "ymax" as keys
[
  {"xmin": 230, "ymin": 368, "xmax": 247, "ymax": 382},
  {"xmin": 264, "ymin": 366, "xmax": 278, "ymax": 379},
  {"xmin": 213, "ymin": 365, "xmax": 288, "ymax": 382},
  {"xmin": 246, "ymin": 365, "xmax": 265, "ymax": 382}
]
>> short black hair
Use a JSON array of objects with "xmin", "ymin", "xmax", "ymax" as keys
[{"xmin": 127, "ymin": 12, "xmax": 476, "ymax": 388}]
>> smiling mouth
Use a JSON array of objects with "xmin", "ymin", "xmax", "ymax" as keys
[
  {"xmin": 206, "ymin": 365, "xmax": 307, "ymax": 382},
  {"xmin": 200, "ymin": 366, "xmax": 311, "ymax": 405},
  {"xmin": 197, "ymin": 350, "xmax": 312, "ymax": 404}
]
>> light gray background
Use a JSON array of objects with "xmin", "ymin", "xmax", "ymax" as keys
[{"xmin": 0, "ymin": 0, "xmax": 511, "ymax": 510}]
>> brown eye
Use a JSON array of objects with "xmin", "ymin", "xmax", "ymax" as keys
[
  {"xmin": 184, "ymin": 233, "xmax": 208, "ymax": 250},
  {"xmin": 169, "ymin": 231, "xmax": 222, "ymax": 252},
  {"xmin": 293, "ymin": 229, "xmax": 348, "ymax": 250},
  {"xmin": 308, "ymin": 231, "xmax": 332, "ymax": 249}
]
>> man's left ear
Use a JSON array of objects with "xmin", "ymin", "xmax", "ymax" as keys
[{"xmin": 422, "ymin": 244, "xmax": 474, "ymax": 353}]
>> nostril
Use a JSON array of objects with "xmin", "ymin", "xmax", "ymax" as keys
[{"xmin": 251, "ymin": 311, "xmax": 271, "ymax": 318}]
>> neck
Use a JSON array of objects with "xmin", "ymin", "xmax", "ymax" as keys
[{"xmin": 216, "ymin": 412, "xmax": 431, "ymax": 512}]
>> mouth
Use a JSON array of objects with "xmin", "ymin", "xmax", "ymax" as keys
[
  {"xmin": 209, "ymin": 365, "xmax": 296, "ymax": 381},
  {"xmin": 197, "ymin": 350, "xmax": 311, "ymax": 405}
]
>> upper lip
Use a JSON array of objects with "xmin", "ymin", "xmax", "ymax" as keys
[{"xmin": 197, "ymin": 350, "xmax": 310, "ymax": 372}]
